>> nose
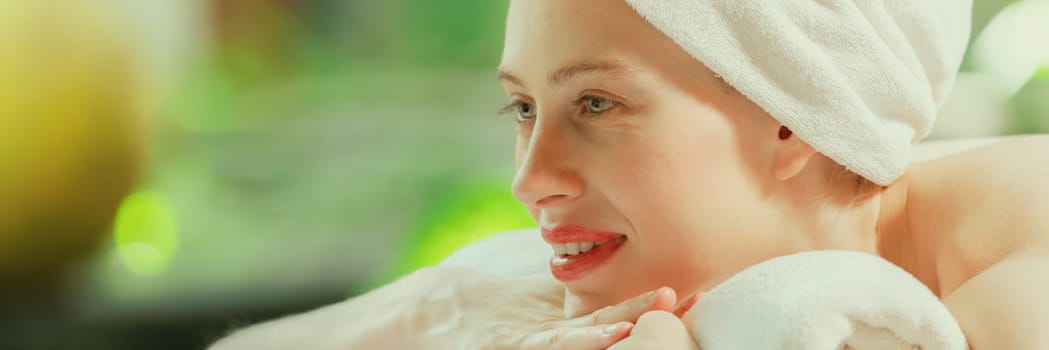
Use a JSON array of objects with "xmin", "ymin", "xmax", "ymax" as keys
[{"xmin": 511, "ymin": 119, "xmax": 584, "ymax": 208}]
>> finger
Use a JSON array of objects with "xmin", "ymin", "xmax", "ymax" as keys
[
  {"xmin": 679, "ymin": 292, "xmax": 706, "ymax": 332},
  {"xmin": 564, "ymin": 287, "xmax": 677, "ymax": 327},
  {"xmin": 633, "ymin": 310, "xmax": 684, "ymax": 334},
  {"xmin": 673, "ymin": 292, "xmax": 701, "ymax": 318},
  {"xmin": 607, "ymin": 312, "xmax": 684, "ymax": 350},
  {"xmin": 522, "ymin": 321, "xmax": 634, "ymax": 350},
  {"xmin": 615, "ymin": 311, "xmax": 699, "ymax": 350}
]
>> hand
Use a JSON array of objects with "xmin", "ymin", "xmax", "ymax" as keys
[
  {"xmin": 607, "ymin": 311, "xmax": 701, "ymax": 350},
  {"xmin": 402, "ymin": 266, "xmax": 679, "ymax": 349}
]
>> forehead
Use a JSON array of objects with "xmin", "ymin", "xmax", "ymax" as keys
[
  {"xmin": 503, "ymin": 0, "xmax": 642, "ymax": 41},
  {"xmin": 500, "ymin": 0, "xmax": 680, "ymax": 77}
]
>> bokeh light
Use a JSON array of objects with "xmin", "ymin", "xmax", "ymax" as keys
[
  {"xmin": 114, "ymin": 191, "xmax": 180, "ymax": 277},
  {"xmin": 971, "ymin": 0, "xmax": 1049, "ymax": 96},
  {"xmin": 391, "ymin": 178, "xmax": 534, "ymax": 284}
]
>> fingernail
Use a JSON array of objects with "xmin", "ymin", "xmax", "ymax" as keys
[
  {"xmin": 603, "ymin": 322, "xmax": 628, "ymax": 336},
  {"xmin": 646, "ymin": 287, "xmax": 667, "ymax": 303},
  {"xmin": 645, "ymin": 289, "xmax": 659, "ymax": 303}
]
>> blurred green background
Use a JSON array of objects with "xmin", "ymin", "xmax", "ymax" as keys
[{"xmin": 0, "ymin": 0, "xmax": 1047, "ymax": 349}]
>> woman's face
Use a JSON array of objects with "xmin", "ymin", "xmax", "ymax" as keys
[{"xmin": 499, "ymin": 0, "xmax": 794, "ymax": 314}]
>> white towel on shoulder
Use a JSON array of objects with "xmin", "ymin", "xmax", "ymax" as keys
[{"xmin": 685, "ymin": 250, "xmax": 968, "ymax": 350}]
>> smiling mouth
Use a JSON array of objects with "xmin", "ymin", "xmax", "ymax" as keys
[
  {"xmin": 547, "ymin": 235, "xmax": 628, "ymax": 281},
  {"xmin": 541, "ymin": 224, "xmax": 628, "ymax": 281},
  {"xmin": 552, "ymin": 241, "xmax": 597, "ymax": 257},
  {"xmin": 549, "ymin": 236, "xmax": 620, "ymax": 257}
]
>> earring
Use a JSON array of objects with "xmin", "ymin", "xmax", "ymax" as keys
[{"xmin": 778, "ymin": 125, "xmax": 792, "ymax": 140}]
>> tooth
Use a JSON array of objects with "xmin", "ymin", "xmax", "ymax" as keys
[
  {"xmin": 566, "ymin": 242, "xmax": 580, "ymax": 255},
  {"xmin": 553, "ymin": 244, "xmax": 567, "ymax": 256},
  {"xmin": 580, "ymin": 241, "xmax": 595, "ymax": 252}
]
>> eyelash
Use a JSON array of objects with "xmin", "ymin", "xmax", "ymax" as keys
[
  {"xmin": 497, "ymin": 101, "xmax": 527, "ymax": 118},
  {"xmin": 497, "ymin": 94, "xmax": 620, "ymax": 124}
]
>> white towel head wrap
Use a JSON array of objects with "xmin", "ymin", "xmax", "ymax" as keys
[{"xmin": 624, "ymin": 0, "xmax": 972, "ymax": 185}]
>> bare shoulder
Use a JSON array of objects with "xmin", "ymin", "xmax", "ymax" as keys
[
  {"xmin": 438, "ymin": 228, "xmax": 550, "ymax": 276},
  {"xmin": 909, "ymin": 136, "xmax": 1015, "ymax": 162},
  {"xmin": 908, "ymin": 134, "xmax": 1049, "ymax": 295}
]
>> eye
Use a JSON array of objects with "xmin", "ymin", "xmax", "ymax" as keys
[
  {"xmin": 498, "ymin": 100, "xmax": 537, "ymax": 123},
  {"xmin": 515, "ymin": 101, "xmax": 537, "ymax": 122},
  {"xmin": 578, "ymin": 95, "xmax": 619, "ymax": 116}
]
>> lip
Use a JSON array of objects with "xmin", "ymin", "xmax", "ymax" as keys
[{"xmin": 541, "ymin": 224, "xmax": 627, "ymax": 281}]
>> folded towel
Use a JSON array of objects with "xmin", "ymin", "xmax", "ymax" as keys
[
  {"xmin": 685, "ymin": 250, "xmax": 968, "ymax": 349},
  {"xmin": 623, "ymin": 0, "xmax": 972, "ymax": 185}
]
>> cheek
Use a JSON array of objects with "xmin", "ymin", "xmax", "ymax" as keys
[
  {"xmin": 513, "ymin": 132, "xmax": 529, "ymax": 168},
  {"xmin": 601, "ymin": 104, "xmax": 760, "ymax": 289},
  {"xmin": 609, "ymin": 107, "xmax": 746, "ymax": 221}
]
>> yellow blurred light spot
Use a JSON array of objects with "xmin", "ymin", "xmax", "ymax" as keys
[
  {"xmin": 114, "ymin": 191, "xmax": 179, "ymax": 276},
  {"xmin": 0, "ymin": 0, "xmax": 144, "ymax": 278}
]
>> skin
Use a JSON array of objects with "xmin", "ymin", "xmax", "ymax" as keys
[
  {"xmin": 210, "ymin": 1, "xmax": 1047, "ymax": 348},
  {"xmin": 500, "ymin": 0, "xmax": 876, "ymax": 317},
  {"xmin": 608, "ymin": 311, "xmax": 699, "ymax": 350},
  {"xmin": 497, "ymin": 0, "xmax": 1049, "ymax": 348}
]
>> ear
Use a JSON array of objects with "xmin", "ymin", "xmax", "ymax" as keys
[{"xmin": 772, "ymin": 135, "xmax": 818, "ymax": 181}]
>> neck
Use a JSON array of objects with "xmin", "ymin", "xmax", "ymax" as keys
[
  {"xmin": 777, "ymin": 157, "xmax": 882, "ymax": 253},
  {"xmin": 771, "ymin": 158, "xmax": 939, "ymax": 294},
  {"xmin": 874, "ymin": 172, "xmax": 941, "ymax": 296}
]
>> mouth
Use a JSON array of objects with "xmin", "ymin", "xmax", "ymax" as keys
[{"xmin": 541, "ymin": 224, "xmax": 627, "ymax": 282}]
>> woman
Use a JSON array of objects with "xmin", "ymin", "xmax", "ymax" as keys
[{"xmin": 213, "ymin": 1, "xmax": 1049, "ymax": 349}]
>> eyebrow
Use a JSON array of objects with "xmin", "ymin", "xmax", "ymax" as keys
[{"xmin": 497, "ymin": 58, "xmax": 633, "ymax": 88}]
